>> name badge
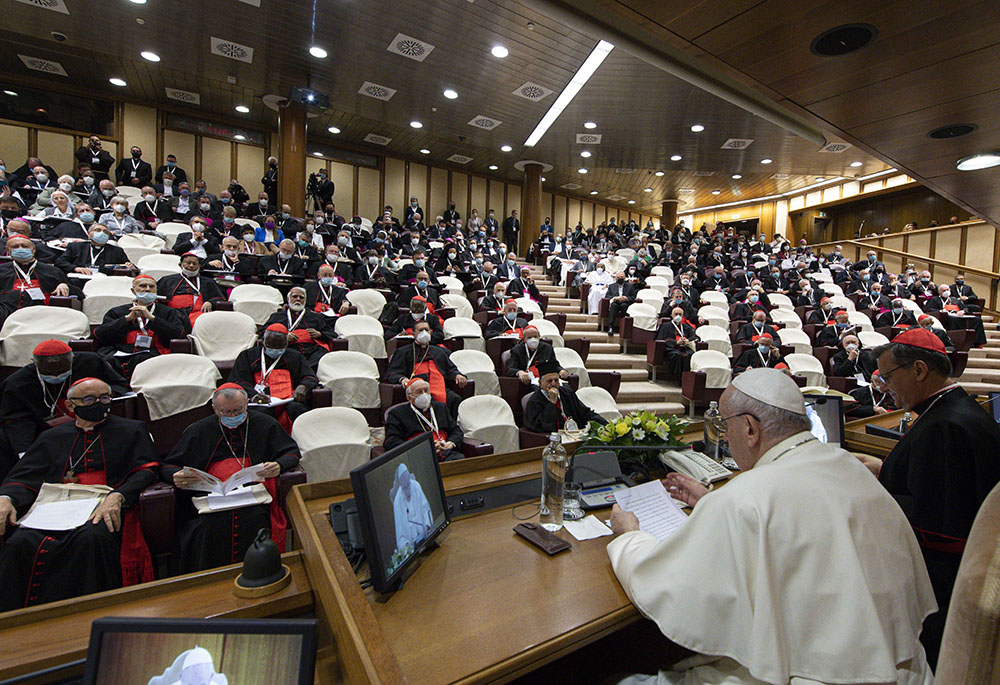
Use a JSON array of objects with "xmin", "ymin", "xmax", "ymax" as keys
[
  {"xmin": 321, "ymin": 309, "xmax": 337, "ymax": 318},
  {"xmin": 254, "ymin": 383, "xmax": 268, "ymax": 395},
  {"xmin": 134, "ymin": 334, "xmax": 153, "ymax": 349},
  {"xmin": 26, "ymin": 288, "xmax": 45, "ymax": 301},
  {"xmin": 92, "ymin": 157, "xmax": 101, "ymax": 165}
]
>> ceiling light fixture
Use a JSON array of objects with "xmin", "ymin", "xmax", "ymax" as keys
[
  {"xmin": 489, "ymin": 164, "xmax": 499, "ymax": 170},
  {"xmin": 443, "ymin": 88, "xmax": 458, "ymax": 99},
  {"xmin": 849, "ymin": 161, "xmax": 863, "ymax": 167},
  {"xmin": 313, "ymin": 152, "xmax": 323, "ymax": 157},
  {"xmin": 928, "ymin": 123, "xmax": 978, "ymax": 139},
  {"xmin": 628, "ymin": 200, "xmax": 636, "ymax": 205},
  {"xmin": 583, "ymin": 121, "xmax": 597, "ymax": 129},
  {"xmin": 654, "ymin": 171, "xmax": 664, "ymax": 176},
  {"xmin": 234, "ymin": 134, "xmax": 246, "ymax": 141},
  {"xmin": 234, "ymin": 105, "xmax": 249, "ymax": 113},
  {"xmin": 643, "ymin": 187, "xmax": 652, "ymax": 192},
  {"xmin": 309, "ymin": 46, "xmax": 328, "ymax": 59},
  {"xmin": 328, "ymin": 126, "xmax": 340, "ymax": 134},
  {"xmin": 590, "ymin": 190, "xmax": 598, "ymax": 195},
  {"xmin": 815, "ymin": 176, "xmax": 825, "ymax": 181},
  {"xmin": 578, "ymin": 168, "xmax": 588, "ymax": 174},
  {"xmin": 524, "ymin": 40, "xmax": 614, "ymax": 147},
  {"xmin": 2, "ymin": 90, "xmax": 17, "ymax": 96},
  {"xmin": 419, "ymin": 148, "xmax": 430, "ymax": 154},
  {"xmin": 410, "ymin": 121, "xmax": 423, "ymax": 129},
  {"xmin": 957, "ymin": 152, "xmax": 1000, "ymax": 171},
  {"xmin": 580, "ymin": 151, "xmax": 591, "ymax": 158},
  {"xmin": 810, "ymin": 24, "xmax": 878, "ymax": 57},
  {"xmin": 491, "ymin": 45, "xmax": 509, "ymax": 58},
  {"xmin": 541, "ymin": 177, "xmax": 546, "ymax": 182},
  {"xmin": 670, "ymin": 155, "xmax": 682, "ymax": 161},
  {"xmin": 690, "ymin": 124, "xmax": 705, "ymax": 132},
  {"xmin": 140, "ymin": 50, "xmax": 160, "ymax": 62},
  {"xmin": 108, "ymin": 78, "xmax": 127, "ymax": 87},
  {"xmin": 500, "ymin": 145, "xmax": 513, "ymax": 152},
  {"xmin": 760, "ymin": 158, "xmax": 773, "ymax": 164},
  {"xmin": 731, "ymin": 174, "xmax": 742, "ymax": 179},
  {"xmin": 128, "ymin": 0, "xmax": 146, "ymax": 4},
  {"xmin": 711, "ymin": 190, "xmax": 721, "ymax": 195}
]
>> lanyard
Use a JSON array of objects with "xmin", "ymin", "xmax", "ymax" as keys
[
  {"xmin": 412, "ymin": 405, "xmax": 439, "ymax": 434},
  {"xmin": 526, "ymin": 348, "xmax": 538, "ymax": 368},
  {"xmin": 276, "ymin": 257, "xmax": 290, "ymax": 274},
  {"xmin": 411, "ymin": 345, "xmax": 432, "ymax": 377},
  {"xmin": 318, "ymin": 283, "xmax": 334, "ymax": 304},
  {"xmin": 38, "ymin": 373, "xmax": 68, "ymax": 416},
  {"xmin": 13, "ymin": 260, "xmax": 35, "ymax": 287},
  {"xmin": 259, "ymin": 349, "xmax": 283, "ymax": 383},
  {"xmin": 131, "ymin": 159, "xmax": 140, "ymax": 172},
  {"xmin": 136, "ymin": 303, "xmax": 155, "ymax": 333},
  {"xmin": 220, "ymin": 415, "xmax": 250, "ymax": 468},
  {"xmin": 870, "ymin": 386, "xmax": 885, "ymax": 408},
  {"xmin": 180, "ymin": 274, "xmax": 200, "ymax": 295},
  {"xmin": 89, "ymin": 245, "xmax": 104, "ymax": 266},
  {"xmin": 287, "ymin": 309, "xmax": 305, "ymax": 331},
  {"xmin": 222, "ymin": 255, "xmax": 237, "ymax": 271},
  {"xmin": 505, "ymin": 317, "xmax": 519, "ymax": 332}
]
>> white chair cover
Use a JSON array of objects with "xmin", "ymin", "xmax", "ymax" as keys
[
  {"xmin": 847, "ymin": 310, "xmax": 875, "ymax": 332},
  {"xmin": 189, "ymin": 311, "xmax": 257, "ymax": 362},
  {"xmin": 600, "ymin": 256, "xmax": 627, "ymax": 274},
  {"xmin": 457, "ymin": 395, "xmax": 519, "ymax": 455},
  {"xmin": 650, "ymin": 265, "xmax": 674, "ymax": 282},
  {"xmin": 395, "ymin": 258, "xmax": 413, "ymax": 269},
  {"xmin": 690, "ymin": 350, "xmax": 732, "ymax": 389},
  {"xmin": 768, "ymin": 293, "xmax": 795, "ymax": 310},
  {"xmin": 334, "ymin": 314, "xmax": 387, "ymax": 359},
  {"xmin": 635, "ymin": 289, "xmax": 665, "ymax": 310},
  {"xmin": 125, "ymin": 195, "xmax": 143, "ymax": 212},
  {"xmin": 697, "ymin": 305, "xmax": 730, "ymax": 329},
  {"xmin": 645, "ymin": 276, "xmax": 671, "ymax": 296},
  {"xmin": 820, "ymin": 283, "xmax": 844, "ymax": 296},
  {"xmin": 575, "ymin": 386, "xmax": 622, "ymax": 422},
  {"xmin": 291, "ymin": 407, "xmax": 371, "ymax": 482},
  {"xmin": 234, "ymin": 218, "xmax": 260, "ymax": 230},
  {"xmin": 516, "ymin": 297, "xmax": 544, "ymax": 320},
  {"xmin": 137, "ymin": 253, "xmax": 181, "ymax": 281},
  {"xmin": 554, "ymin": 346, "xmax": 590, "ymax": 387},
  {"xmin": 440, "ymin": 294, "xmax": 473, "ymax": 320},
  {"xmin": 0, "ymin": 306, "xmax": 90, "ymax": 367},
  {"xmin": 316, "ymin": 351, "xmax": 380, "ymax": 408},
  {"xmin": 345, "ymin": 289, "xmax": 387, "ymax": 319},
  {"xmin": 900, "ymin": 299, "xmax": 923, "ymax": 314},
  {"xmin": 428, "ymin": 241, "xmax": 444, "ymax": 250},
  {"xmin": 451, "ymin": 349, "xmax": 500, "ymax": 396},
  {"xmin": 626, "ymin": 302, "xmax": 659, "ymax": 332},
  {"xmin": 114, "ymin": 186, "xmax": 141, "ymax": 197},
  {"xmin": 529, "ymin": 318, "xmax": 563, "ymax": 347},
  {"xmin": 785, "ymin": 353, "xmax": 828, "ymax": 387},
  {"xmin": 81, "ymin": 275, "xmax": 136, "ymax": 325},
  {"xmin": 770, "ymin": 308, "xmax": 802, "ymax": 330},
  {"xmin": 130, "ymin": 354, "xmax": 221, "ymax": 421},
  {"xmin": 694, "ymin": 325, "xmax": 732, "ymax": 357},
  {"xmin": 117, "ymin": 233, "xmax": 166, "ymax": 263},
  {"xmin": 777, "ymin": 327, "xmax": 813, "ymax": 354},
  {"xmin": 828, "ymin": 295, "xmax": 856, "ymax": 311},
  {"xmin": 699, "ymin": 290, "xmax": 729, "ymax": 308},
  {"xmin": 155, "ymin": 222, "xmax": 191, "ymax": 250},
  {"xmin": 437, "ymin": 276, "xmax": 465, "ymax": 297},
  {"xmin": 812, "ymin": 272, "xmax": 833, "ymax": 283},
  {"xmin": 228, "ymin": 283, "xmax": 283, "ymax": 325},
  {"xmin": 442, "ymin": 317, "xmax": 485, "ymax": 352},
  {"xmin": 859, "ymin": 330, "xmax": 890, "ymax": 348},
  {"xmin": 616, "ymin": 248, "xmax": 636, "ymax": 261}
]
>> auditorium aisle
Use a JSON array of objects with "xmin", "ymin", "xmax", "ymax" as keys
[{"xmin": 520, "ymin": 260, "xmax": 687, "ymax": 418}]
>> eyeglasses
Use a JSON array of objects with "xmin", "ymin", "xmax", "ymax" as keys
[
  {"xmin": 878, "ymin": 363, "xmax": 911, "ymax": 384},
  {"xmin": 711, "ymin": 411, "xmax": 758, "ymax": 435},
  {"xmin": 71, "ymin": 394, "xmax": 112, "ymax": 406}
]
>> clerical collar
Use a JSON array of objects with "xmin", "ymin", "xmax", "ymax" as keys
[
  {"xmin": 912, "ymin": 383, "xmax": 960, "ymax": 418},
  {"xmin": 756, "ymin": 431, "xmax": 817, "ymax": 468}
]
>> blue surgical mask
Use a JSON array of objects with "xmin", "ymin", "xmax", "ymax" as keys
[
  {"xmin": 135, "ymin": 291, "xmax": 157, "ymax": 305},
  {"xmin": 39, "ymin": 370, "xmax": 72, "ymax": 384},
  {"xmin": 92, "ymin": 232, "xmax": 110, "ymax": 245},
  {"xmin": 416, "ymin": 280, "xmax": 428, "ymax": 289},
  {"xmin": 10, "ymin": 248, "xmax": 33, "ymax": 261},
  {"xmin": 220, "ymin": 413, "xmax": 246, "ymax": 429},
  {"xmin": 862, "ymin": 274, "xmax": 870, "ymax": 281},
  {"xmin": 220, "ymin": 197, "xmax": 231, "ymax": 204},
  {"xmin": 79, "ymin": 212, "xmax": 95, "ymax": 223},
  {"xmin": 757, "ymin": 345, "xmax": 769, "ymax": 353},
  {"xmin": 505, "ymin": 311, "xmax": 517, "ymax": 321},
  {"xmin": 414, "ymin": 259, "xmax": 425, "ymax": 268},
  {"xmin": 263, "ymin": 347, "xmax": 285, "ymax": 359},
  {"xmin": 320, "ymin": 277, "xmax": 335, "ymax": 286}
]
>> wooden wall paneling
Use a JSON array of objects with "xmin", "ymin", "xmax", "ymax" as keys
[
  {"xmin": 121, "ymin": 103, "xmax": 157, "ymax": 166},
  {"xmin": 964, "ymin": 223, "xmax": 996, "ymax": 273},
  {"xmin": 200, "ymin": 136, "xmax": 232, "ymax": 198},
  {"xmin": 470, "ymin": 176, "xmax": 487, "ymax": 220},
  {"xmin": 328, "ymin": 162, "xmax": 355, "ymax": 215},
  {"xmin": 193, "ymin": 135, "xmax": 202, "ymax": 186},
  {"xmin": 553, "ymin": 193, "xmax": 566, "ymax": 230},
  {"xmin": 906, "ymin": 233, "xmax": 932, "ymax": 275},
  {"xmin": 162, "ymin": 130, "xmax": 196, "ymax": 179},
  {"xmin": 594, "ymin": 202, "xmax": 606, "ymax": 226},
  {"xmin": 408, "ymin": 163, "xmax": 428, "ymax": 216},
  {"xmin": 35, "ymin": 130, "xmax": 74, "ymax": 178},
  {"xmin": 451, "ymin": 172, "xmax": 468, "ymax": 220},
  {"xmin": 383, "ymin": 157, "xmax": 406, "ymax": 215},
  {"xmin": 236, "ymin": 144, "xmax": 265, "ymax": 200},
  {"xmin": 568, "ymin": 198, "xmax": 581, "ymax": 228},
  {"xmin": 581, "ymin": 201, "xmax": 593, "ymax": 229},
  {"xmin": 488, "ymin": 179, "xmax": 505, "ymax": 220},
  {"xmin": 230, "ymin": 141, "xmax": 239, "ymax": 185},
  {"xmin": 357, "ymin": 166, "xmax": 380, "ymax": 217},
  {"xmin": 541, "ymin": 192, "xmax": 553, "ymax": 225},
  {"xmin": 378, "ymin": 157, "xmax": 385, "ymax": 212},
  {"xmin": 402, "ymin": 161, "xmax": 409, "ymax": 209},
  {"xmin": 0, "ymin": 124, "xmax": 28, "ymax": 169},
  {"xmin": 507, "ymin": 184, "xmax": 521, "ymax": 227},
  {"xmin": 934, "ymin": 226, "xmax": 961, "ymax": 265},
  {"xmin": 429, "ymin": 167, "xmax": 448, "ymax": 224}
]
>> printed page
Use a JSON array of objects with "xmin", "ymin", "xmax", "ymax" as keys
[
  {"xmin": 205, "ymin": 489, "xmax": 260, "ymax": 511},
  {"xmin": 613, "ymin": 480, "xmax": 688, "ymax": 542},
  {"xmin": 18, "ymin": 498, "xmax": 101, "ymax": 531},
  {"xmin": 176, "ymin": 467, "xmax": 223, "ymax": 494},
  {"xmin": 221, "ymin": 463, "xmax": 268, "ymax": 494}
]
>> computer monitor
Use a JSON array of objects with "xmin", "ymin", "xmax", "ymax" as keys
[
  {"xmin": 350, "ymin": 431, "xmax": 449, "ymax": 594},
  {"xmin": 989, "ymin": 392, "xmax": 1000, "ymax": 423},
  {"xmin": 82, "ymin": 617, "xmax": 316, "ymax": 685},
  {"xmin": 803, "ymin": 394, "xmax": 845, "ymax": 447}
]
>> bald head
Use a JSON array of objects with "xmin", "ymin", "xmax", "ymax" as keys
[{"xmin": 67, "ymin": 378, "xmax": 110, "ymax": 401}]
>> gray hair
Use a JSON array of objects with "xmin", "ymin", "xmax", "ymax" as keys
[
  {"xmin": 213, "ymin": 386, "xmax": 247, "ymax": 404},
  {"xmin": 405, "ymin": 379, "xmax": 429, "ymax": 397},
  {"xmin": 728, "ymin": 388, "xmax": 811, "ymax": 438}
]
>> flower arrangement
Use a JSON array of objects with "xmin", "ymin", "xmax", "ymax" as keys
[
  {"xmin": 584, "ymin": 411, "xmax": 689, "ymax": 467},
  {"xmin": 386, "ymin": 543, "xmax": 414, "ymax": 578}
]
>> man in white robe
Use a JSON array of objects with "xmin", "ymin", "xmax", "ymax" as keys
[
  {"xmin": 607, "ymin": 368, "xmax": 937, "ymax": 684},
  {"xmin": 585, "ymin": 261, "xmax": 615, "ymax": 315},
  {"xmin": 391, "ymin": 463, "xmax": 433, "ymax": 550}
]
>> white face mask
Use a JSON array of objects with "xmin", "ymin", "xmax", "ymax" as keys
[
  {"xmin": 58, "ymin": 182, "xmax": 72, "ymax": 192},
  {"xmin": 526, "ymin": 336, "xmax": 540, "ymax": 351},
  {"xmin": 415, "ymin": 330, "xmax": 431, "ymax": 345},
  {"xmin": 413, "ymin": 392, "xmax": 432, "ymax": 410},
  {"xmin": 672, "ymin": 315, "xmax": 682, "ymax": 324}
]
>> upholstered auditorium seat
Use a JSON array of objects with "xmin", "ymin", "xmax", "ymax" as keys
[{"xmin": 291, "ymin": 407, "xmax": 371, "ymax": 481}]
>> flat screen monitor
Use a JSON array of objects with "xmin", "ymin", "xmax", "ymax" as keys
[
  {"xmin": 803, "ymin": 394, "xmax": 845, "ymax": 448},
  {"xmin": 81, "ymin": 617, "xmax": 316, "ymax": 685},
  {"xmin": 990, "ymin": 392, "xmax": 1000, "ymax": 423},
  {"xmin": 350, "ymin": 431, "xmax": 449, "ymax": 593}
]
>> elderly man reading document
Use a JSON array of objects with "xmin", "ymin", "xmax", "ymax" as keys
[{"xmin": 606, "ymin": 368, "xmax": 936, "ymax": 684}]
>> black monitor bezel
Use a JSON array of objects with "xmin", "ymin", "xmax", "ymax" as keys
[
  {"xmin": 349, "ymin": 431, "xmax": 449, "ymax": 594},
  {"xmin": 82, "ymin": 617, "xmax": 317, "ymax": 685}
]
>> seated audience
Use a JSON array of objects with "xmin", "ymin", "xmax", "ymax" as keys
[
  {"xmin": 484, "ymin": 299, "xmax": 529, "ymax": 339},
  {"xmin": 653, "ymin": 306, "xmax": 699, "ymax": 382},
  {"xmin": 263, "ymin": 287, "xmax": 336, "ymax": 367},
  {"xmin": 733, "ymin": 333, "xmax": 787, "ymax": 373},
  {"xmin": 55, "ymin": 223, "xmax": 133, "ymax": 275},
  {"xmin": 505, "ymin": 326, "xmax": 565, "ymax": 384},
  {"xmin": 384, "ymin": 379, "xmax": 464, "ymax": 461},
  {"xmin": 385, "ymin": 320, "xmax": 467, "ymax": 417},
  {"xmin": 524, "ymin": 361, "xmax": 607, "ymax": 433}
]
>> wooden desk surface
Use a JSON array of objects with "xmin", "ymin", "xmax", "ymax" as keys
[{"xmin": 366, "ymin": 504, "xmax": 637, "ymax": 685}]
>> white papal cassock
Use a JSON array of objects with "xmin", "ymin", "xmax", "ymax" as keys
[{"xmin": 608, "ymin": 432, "xmax": 937, "ymax": 685}]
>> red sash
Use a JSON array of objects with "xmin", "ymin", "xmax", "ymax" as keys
[
  {"xmin": 124, "ymin": 328, "xmax": 169, "ymax": 355},
  {"xmin": 289, "ymin": 328, "xmax": 331, "ymax": 352},
  {"xmin": 255, "ymin": 367, "xmax": 295, "ymax": 432},
  {"xmin": 74, "ymin": 469, "xmax": 154, "ymax": 586},
  {"xmin": 412, "ymin": 358, "xmax": 447, "ymax": 404},
  {"xmin": 313, "ymin": 301, "xmax": 332, "ymax": 314},
  {"xmin": 166, "ymin": 280, "xmax": 205, "ymax": 327},
  {"xmin": 11, "ymin": 277, "xmax": 50, "ymax": 305},
  {"xmin": 206, "ymin": 457, "xmax": 286, "ymax": 553}
]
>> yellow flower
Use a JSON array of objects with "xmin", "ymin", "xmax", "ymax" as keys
[{"xmin": 615, "ymin": 421, "xmax": 630, "ymax": 437}]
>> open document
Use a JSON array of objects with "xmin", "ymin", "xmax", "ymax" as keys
[
  {"xmin": 176, "ymin": 463, "xmax": 268, "ymax": 495},
  {"xmin": 613, "ymin": 480, "xmax": 688, "ymax": 542},
  {"xmin": 19, "ymin": 498, "xmax": 102, "ymax": 531}
]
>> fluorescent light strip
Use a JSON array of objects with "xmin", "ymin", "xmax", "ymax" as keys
[{"xmin": 524, "ymin": 40, "xmax": 613, "ymax": 147}]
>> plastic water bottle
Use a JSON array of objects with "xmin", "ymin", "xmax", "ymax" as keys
[
  {"xmin": 540, "ymin": 433, "xmax": 568, "ymax": 531},
  {"xmin": 899, "ymin": 412, "xmax": 913, "ymax": 433},
  {"xmin": 703, "ymin": 401, "xmax": 721, "ymax": 461}
]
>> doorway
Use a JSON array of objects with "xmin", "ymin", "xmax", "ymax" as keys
[{"xmin": 721, "ymin": 218, "xmax": 759, "ymax": 237}]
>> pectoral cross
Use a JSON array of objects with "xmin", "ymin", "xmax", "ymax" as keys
[{"xmin": 63, "ymin": 470, "xmax": 78, "ymax": 484}]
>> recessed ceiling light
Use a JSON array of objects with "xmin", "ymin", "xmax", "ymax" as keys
[
  {"xmin": 2, "ymin": 90, "xmax": 17, "ymax": 96},
  {"xmin": 580, "ymin": 151, "xmax": 592, "ymax": 158},
  {"xmin": 140, "ymin": 50, "xmax": 160, "ymax": 62},
  {"xmin": 419, "ymin": 148, "xmax": 430, "ymax": 154},
  {"xmin": 409, "ymin": 121, "xmax": 423, "ymax": 129},
  {"xmin": 654, "ymin": 171, "xmax": 664, "ymax": 176},
  {"xmin": 731, "ymin": 174, "xmax": 742, "ymax": 179},
  {"xmin": 712, "ymin": 190, "xmax": 721, "ymax": 195},
  {"xmin": 957, "ymin": 152, "xmax": 1000, "ymax": 171},
  {"xmin": 670, "ymin": 155, "xmax": 682, "ymax": 161},
  {"xmin": 643, "ymin": 187, "xmax": 653, "ymax": 192},
  {"xmin": 815, "ymin": 176, "xmax": 825, "ymax": 181},
  {"xmin": 628, "ymin": 200, "xmax": 636, "ymax": 204},
  {"xmin": 810, "ymin": 23, "xmax": 878, "ymax": 57},
  {"xmin": 583, "ymin": 121, "xmax": 597, "ymax": 129},
  {"xmin": 488, "ymin": 164, "xmax": 499, "ymax": 170},
  {"xmin": 443, "ymin": 88, "xmax": 458, "ymax": 100},
  {"xmin": 328, "ymin": 126, "xmax": 340, "ymax": 134},
  {"xmin": 578, "ymin": 168, "xmax": 588, "ymax": 174},
  {"xmin": 108, "ymin": 78, "xmax": 127, "ymax": 87},
  {"xmin": 760, "ymin": 158, "xmax": 773, "ymax": 164},
  {"xmin": 928, "ymin": 123, "xmax": 978, "ymax": 139},
  {"xmin": 589, "ymin": 190, "xmax": 598, "ymax": 195},
  {"xmin": 234, "ymin": 134, "xmax": 246, "ymax": 141},
  {"xmin": 128, "ymin": 0, "xmax": 146, "ymax": 4},
  {"xmin": 313, "ymin": 152, "xmax": 323, "ymax": 157},
  {"xmin": 491, "ymin": 45, "xmax": 509, "ymax": 58},
  {"xmin": 541, "ymin": 177, "xmax": 546, "ymax": 182},
  {"xmin": 690, "ymin": 124, "xmax": 704, "ymax": 132},
  {"xmin": 309, "ymin": 46, "xmax": 328, "ymax": 59},
  {"xmin": 500, "ymin": 145, "xmax": 513, "ymax": 152},
  {"xmin": 849, "ymin": 161, "xmax": 863, "ymax": 167},
  {"xmin": 234, "ymin": 105, "xmax": 249, "ymax": 113}
]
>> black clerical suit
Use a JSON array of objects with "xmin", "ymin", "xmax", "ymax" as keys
[
  {"xmin": 257, "ymin": 254, "xmax": 306, "ymax": 279},
  {"xmin": 484, "ymin": 314, "xmax": 529, "ymax": 339},
  {"xmin": 466, "ymin": 270, "xmax": 498, "ymax": 295},
  {"xmin": 396, "ymin": 284, "xmax": 441, "ymax": 310},
  {"xmin": 0, "ymin": 416, "xmax": 157, "ymax": 610},
  {"xmin": 878, "ymin": 385, "xmax": 1000, "ymax": 666},
  {"xmin": 161, "ymin": 412, "xmax": 300, "ymax": 574},
  {"xmin": 384, "ymin": 400, "xmax": 464, "ymax": 461},
  {"xmin": 816, "ymin": 323, "xmax": 858, "ymax": 348},
  {"xmin": 875, "ymin": 309, "xmax": 918, "ymax": 329},
  {"xmin": 385, "ymin": 313, "xmax": 444, "ymax": 345},
  {"xmin": 733, "ymin": 345, "xmax": 786, "ymax": 373},
  {"xmin": 132, "ymin": 198, "xmax": 173, "ymax": 227},
  {"xmin": 227, "ymin": 346, "xmax": 318, "ymax": 425},
  {"xmin": 75, "ymin": 145, "xmax": 115, "ymax": 181},
  {"xmin": 305, "ymin": 280, "xmax": 348, "ymax": 315},
  {"xmin": 386, "ymin": 342, "xmax": 464, "ymax": 418},
  {"xmin": 0, "ymin": 260, "xmax": 68, "ymax": 315},
  {"xmin": 502, "ymin": 215, "xmax": 520, "ymax": 248},
  {"xmin": 352, "ymin": 262, "xmax": 395, "ymax": 289},
  {"xmin": 830, "ymin": 347, "xmax": 877, "ymax": 380},
  {"xmin": 46, "ymin": 219, "xmax": 90, "ymax": 241},
  {"xmin": 653, "ymin": 320, "xmax": 698, "ymax": 381},
  {"xmin": 157, "ymin": 272, "xmax": 225, "ymax": 330},
  {"xmin": 524, "ymin": 385, "xmax": 607, "ymax": 433},
  {"xmin": 847, "ymin": 384, "xmax": 895, "ymax": 418},
  {"xmin": 94, "ymin": 302, "xmax": 188, "ymax": 378},
  {"xmin": 606, "ymin": 281, "xmax": 638, "ymax": 331},
  {"xmin": 263, "ymin": 307, "xmax": 337, "ymax": 367},
  {"xmin": 114, "ymin": 157, "xmax": 153, "ymax": 188},
  {"xmin": 505, "ymin": 276, "xmax": 542, "ymax": 302},
  {"xmin": 55, "ymin": 241, "xmax": 130, "ymax": 275},
  {"xmin": 735, "ymin": 321, "xmax": 777, "ymax": 344},
  {"xmin": 730, "ymin": 301, "xmax": 769, "ymax": 323},
  {"xmin": 505, "ymin": 340, "xmax": 561, "ymax": 378}
]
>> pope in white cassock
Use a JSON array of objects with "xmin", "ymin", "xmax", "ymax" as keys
[
  {"xmin": 391, "ymin": 463, "xmax": 433, "ymax": 550},
  {"xmin": 608, "ymin": 368, "xmax": 937, "ymax": 684},
  {"xmin": 585, "ymin": 263, "xmax": 615, "ymax": 315}
]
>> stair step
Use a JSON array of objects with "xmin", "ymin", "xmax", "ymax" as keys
[
  {"xmin": 565, "ymin": 330, "xmax": 613, "ymax": 342},
  {"xmin": 548, "ymin": 304, "xmax": 580, "ymax": 314},
  {"xmin": 959, "ymin": 367, "xmax": 1000, "ymax": 383},
  {"xmin": 965, "ymin": 357, "xmax": 1000, "ymax": 370},
  {"xmin": 586, "ymin": 353, "xmax": 648, "ymax": 369},
  {"xmin": 589, "ymin": 342, "xmax": 622, "ymax": 354},
  {"xmin": 565, "ymin": 313, "xmax": 594, "ymax": 323},
  {"xmin": 565, "ymin": 321, "xmax": 601, "ymax": 332},
  {"xmin": 605, "ymin": 368, "xmax": 650, "ymax": 382},
  {"xmin": 615, "ymin": 402, "xmax": 687, "ymax": 417},
  {"xmin": 970, "ymin": 348, "xmax": 1000, "ymax": 359},
  {"xmin": 959, "ymin": 381, "xmax": 1000, "ymax": 395},
  {"xmin": 616, "ymin": 381, "xmax": 685, "ymax": 403}
]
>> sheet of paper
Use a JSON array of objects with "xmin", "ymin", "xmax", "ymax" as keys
[
  {"xmin": 248, "ymin": 396, "xmax": 294, "ymax": 408},
  {"xmin": 18, "ymin": 498, "xmax": 101, "ymax": 531},
  {"xmin": 177, "ymin": 467, "xmax": 223, "ymax": 494},
  {"xmin": 563, "ymin": 514, "xmax": 613, "ymax": 541},
  {"xmin": 613, "ymin": 480, "xmax": 688, "ymax": 542},
  {"xmin": 205, "ymin": 489, "xmax": 259, "ymax": 511},
  {"xmin": 222, "ymin": 463, "xmax": 268, "ymax": 494}
]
